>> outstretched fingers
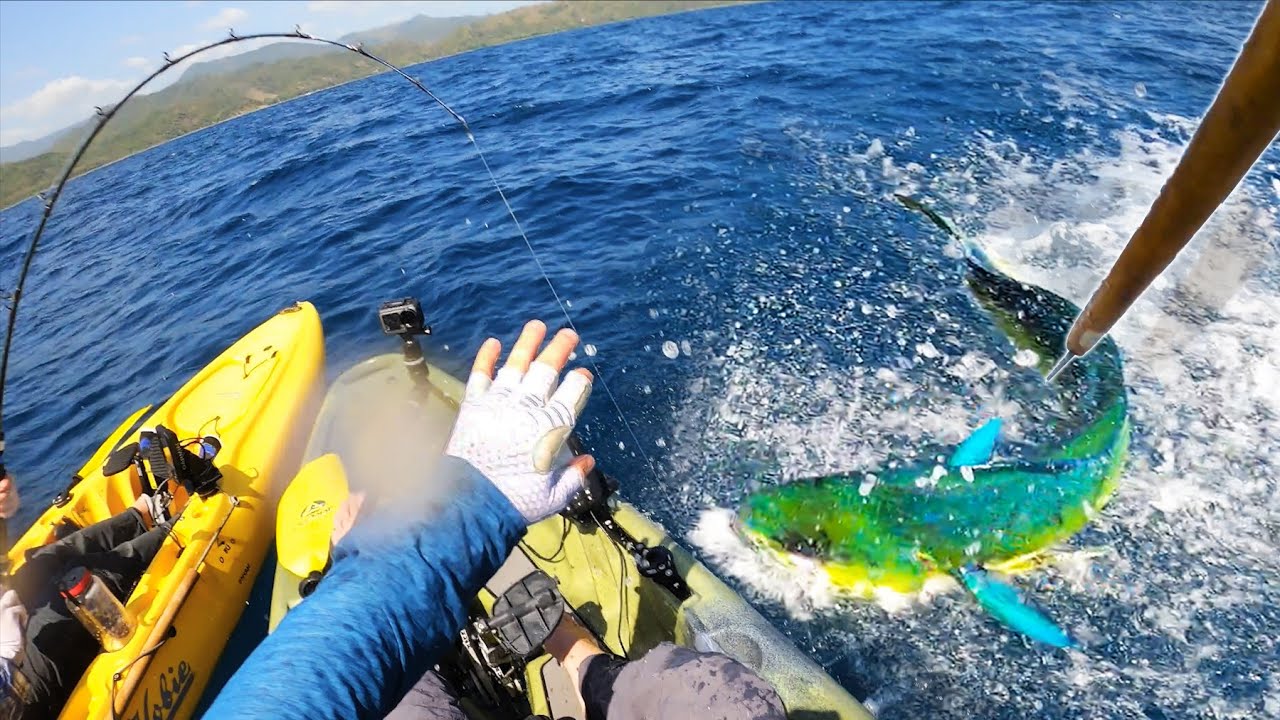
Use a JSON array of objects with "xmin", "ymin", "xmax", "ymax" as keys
[
  {"xmin": 534, "ymin": 328, "xmax": 579, "ymax": 373},
  {"xmin": 549, "ymin": 454, "xmax": 595, "ymax": 507},
  {"xmin": 471, "ymin": 337, "xmax": 502, "ymax": 377},
  {"xmin": 465, "ymin": 337, "xmax": 502, "ymax": 399},
  {"xmin": 504, "ymin": 320, "xmax": 547, "ymax": 375},
  {"xmin": 524, "ymin": 328, "xmax": 580, "ymax": 400},
  {"xmin": 549, "ymin": 368, "xmax": 593, "ymax": 419}
]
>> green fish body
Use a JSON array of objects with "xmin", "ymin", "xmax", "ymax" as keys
[{"xmin": 736, "ymin": 205, "xmax": 1129, "ymax": 642}]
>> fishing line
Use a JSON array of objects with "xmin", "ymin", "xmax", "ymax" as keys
[
  {"xmin": 463, "ymin": 137, "xmax": 663, "ymax": 488},
  {"xmin": 0, "ymin": 27, "xmax": 664, "ymax": 551}
]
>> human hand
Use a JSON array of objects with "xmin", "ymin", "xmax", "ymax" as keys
[
  {"xmin": 446, "ymin": 320, "xmax": 595, "ymax": 524},
  {"xmin": 329, "ymin": 492, "xmax": 366, "ymax": 547},
  {"xmin": 0, "ymin": 474, "xmax": 18, "ymax": 520}
]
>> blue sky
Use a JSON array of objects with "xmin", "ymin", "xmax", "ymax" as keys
[{"xmin": 0, "ymin": 1, "xmax": 540, "ymax": 147}]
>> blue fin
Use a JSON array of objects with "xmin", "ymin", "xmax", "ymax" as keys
[
  {"xmin": 957, "ymin": 565, "xmax": 1076, "ymax": 649},
  {"xmin": 947, "ymin": 418, "xmax": 1002, "ymax": 468},
  {"xmin": 962, "ymin": 239, "xmax": 998, "ymax": 271}
]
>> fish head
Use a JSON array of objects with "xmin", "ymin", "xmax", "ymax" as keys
[
  {"xmin": 735, "ymin": 472, "xmax": 939, "ymax": 594},
  {"xmin": 734, "ymin": 481, "xmax": 836, "ymax": 558}
]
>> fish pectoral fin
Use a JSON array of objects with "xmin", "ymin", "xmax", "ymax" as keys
[
  {"xmin": 987, "ymin": 548, "xmax": 1058, "ymax": 575},
  {"xmin": 989, "ymin": 545, "xmax": 1109, "ymax": 575},
  {"xmin": 947, "ymin": 418, "xmax": 1003, "ymax": 469},
  {"xmin": 956, "ymin": 565, "xmax": 1076, "ymax": 649}
]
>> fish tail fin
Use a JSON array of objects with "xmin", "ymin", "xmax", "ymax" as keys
[
  {"xmin": 960, "ymin": 239, "xmax": 999, "ymax": 273},
  {"xmin": 956, "ymin": 565, "xmax": 1077, "ymax": 649},
  {"xmin": 894, "ymin": 194, "xmax": 961, "ymax": 240},
  {"xmin": 891, "ymin": 194, "xmax": 1000, "ymax": 274}
]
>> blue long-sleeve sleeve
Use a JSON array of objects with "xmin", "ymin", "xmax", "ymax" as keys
[{"xmin": 205, "ymin": 456, "xmax": 525, "ymax": 719}]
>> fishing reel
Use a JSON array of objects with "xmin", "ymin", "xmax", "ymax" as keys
[{"xmin": 561, "ymin": 435, "xmax": 617, "ymax": 519}]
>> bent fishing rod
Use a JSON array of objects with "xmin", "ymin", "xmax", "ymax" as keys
[
  {"xmin": 0, "ymin": 27, "xmax": 660, "ymax": 561},
  {"xmin": 1046, "ymin": 0, "xmax": 1280, "ymax": 381}
]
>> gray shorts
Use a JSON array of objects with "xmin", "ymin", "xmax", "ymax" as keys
[
  {"xmin": 579, "ymin": 642, "xmax": 787, "ymax": 720},
  {"xmin": 387, "ymin": 642, "xmax": 787, "ymax": 720}
]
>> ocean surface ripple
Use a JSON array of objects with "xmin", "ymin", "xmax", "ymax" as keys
[{"xmin": 2, "ymin": 2, "xmax": 1277, "ymax": 718}]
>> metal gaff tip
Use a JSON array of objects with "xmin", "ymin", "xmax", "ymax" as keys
[{"xmin": 1045, "ymin": 352, "xmax": 1076, "ymax": 383}]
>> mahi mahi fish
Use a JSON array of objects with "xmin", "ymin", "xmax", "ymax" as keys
[{"xmin": 735, "ymin": 197, "xmax": 1130, "ymax": 648}]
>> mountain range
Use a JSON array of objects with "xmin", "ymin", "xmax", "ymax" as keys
[
  {"xmin": 0, "ymin": 14, "xmax": 482, "ymax": 164},
  {"xmin": 0, "ymin": 1, "xmax": 743, "ymax": 208}
]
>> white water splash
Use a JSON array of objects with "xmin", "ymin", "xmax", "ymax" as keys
[{"xmin": 670, "ymin": 106, "xmax": 1279, "ymax": 719}]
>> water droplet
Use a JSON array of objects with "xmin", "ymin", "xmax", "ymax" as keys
[
  {"xmin": 642, "ymin": 384, "xmax": 652, "ymax": 395},
  {"xmin": 617, "ymin": 441, "xmax": 626, "ymax": 450},
  {"xmin": 583, "ymin": 344, "xmax": 597, "ymax": 357},
  {"xmin": 662, "ymin": 341, "xmax": 680, "ymax": 359},
  {"xmin": 842, "ymin": 206, "xmax": 852, "ymax": 213},
  {"xmin": 1014, "ymin": 348, "xmax": 1040, "ymax": 367},
  {"xmin": 1134, "ymin": 81, "xmax": 1147, "ymax": 99},
  {"xmin": 655, "ymin": 438, "xmax": 667, "ymax": 448},
  {"xmin": 648, "ymin": 308, "xmax": 659, "ymax": 319}
]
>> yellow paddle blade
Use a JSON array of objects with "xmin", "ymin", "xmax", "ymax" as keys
[{"xmin": 276, "ymin": 453, "xmax": 349, "ymax": 578}]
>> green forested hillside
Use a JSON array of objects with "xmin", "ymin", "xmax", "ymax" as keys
[{"xmin": 0, "ymin": 0, "xmax": 744, "ymax": 208}]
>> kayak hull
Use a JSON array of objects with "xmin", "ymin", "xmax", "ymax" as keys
[
  {"xmin": 6, "ymin": 302, "xmax": 325, "ymax": 720},
  {"xmin": 269, "ymin": 352, "xmax": 870, "ymax": 719}
]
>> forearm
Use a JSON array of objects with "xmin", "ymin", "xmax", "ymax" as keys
[{"xmin": 206, "ymin": 458, "xmax": 524, "ymax": 719}]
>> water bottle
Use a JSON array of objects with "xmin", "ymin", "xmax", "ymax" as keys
[{"xmin": 58, "ymin": 566, "xmax": 135, "ymax": 652}]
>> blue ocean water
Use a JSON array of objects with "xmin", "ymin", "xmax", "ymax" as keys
[{"xmin": 3, "ymin": 1, "xmax": 1278, "ymax": 718}]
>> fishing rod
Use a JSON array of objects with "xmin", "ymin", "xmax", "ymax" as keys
[
  {"xmin": 1046, "ymin": 0, "xmax": 1280, "ymax": 381},
  {"xmin": 0, "ymin": 27, "xmax": 661, "ymax": 560}
]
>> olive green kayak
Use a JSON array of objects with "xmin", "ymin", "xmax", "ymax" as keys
[{"xmin": 269, "ymin": 350, "xmax": 871, "ymax": 719}]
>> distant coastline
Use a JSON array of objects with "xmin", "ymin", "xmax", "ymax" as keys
[{"xmin": 0, "ymin": 0, "xmax": 748, "ymax": 210}]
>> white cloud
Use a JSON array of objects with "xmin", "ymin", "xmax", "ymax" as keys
[
  {"xmin": 0, "ymin": 75, "xmax": 133, "ymax": 145},
  {"xmin": 170, "ymin": 42, "xmax": 205, "ymax": 58},
  {"xmin": 168, "ymin": 37, "xmax": 271, "ymax": 63},
  {"xmin": 123, "ymin": 56, "xmax": 152, "ymax": 70},
  {"xmin": 201, "ymin": 7, "xmax": 248, "ymax": 31}
]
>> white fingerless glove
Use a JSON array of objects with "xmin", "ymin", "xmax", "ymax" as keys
[
  {"xmin": 445, "ymin": 362, "xmax": 593, "ymax": 523},
  {"xmin": 1, "ymin": 590, "xmax": 27, "ymax": 661}
]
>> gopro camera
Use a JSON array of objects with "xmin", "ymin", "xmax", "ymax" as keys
[{"xmin": 379, "ymin": 298, "xmax": 430, "ymax": 337}]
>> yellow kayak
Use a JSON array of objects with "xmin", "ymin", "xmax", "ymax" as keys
[{"xmin": 5, "ymin": 302, "xmax": 325, "ymax": 720}]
